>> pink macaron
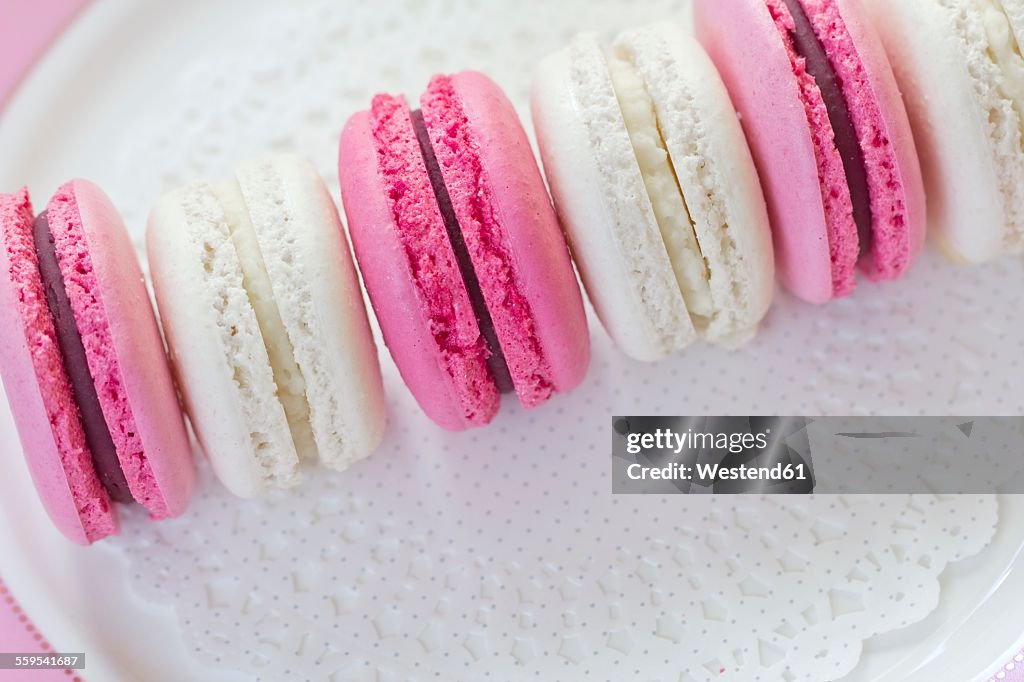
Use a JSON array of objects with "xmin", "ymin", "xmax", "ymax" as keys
[
  {"xmin": 694, "ymin": 0, "xmax": 926, "ymax": 304},
  {"xmin": 339, "ymin": 71, "xmax": 589, "ymax": 431},
  {"xmin": 0, "ymin": 182, "xmax": 194, "ymax": 545}
]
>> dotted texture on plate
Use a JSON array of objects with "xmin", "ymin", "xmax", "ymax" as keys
[{"xmin": 105, "ymin": 0, "xmax": 1015, "ymax": 680}]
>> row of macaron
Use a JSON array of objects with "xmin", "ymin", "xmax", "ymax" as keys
[{"xmin": 2, "ymin": 0, "xmax": 1022, "ymax": 544}]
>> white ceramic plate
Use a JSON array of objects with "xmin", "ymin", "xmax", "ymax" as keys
[{"xmin": 0, "ymin": 1, "xmax": 1022, "ymax": 680}]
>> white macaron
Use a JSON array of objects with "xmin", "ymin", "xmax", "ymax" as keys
[
  {"xmin": 531, "ymin": 22, "xmax": 775, "ymax": 363},
  {"xmin": 865, "ymin": 0, "xmax": 1024, "ymax": 264},
  {"xmin": 147, "ymin": 155, "xmax": 386, "ymax": 497}
]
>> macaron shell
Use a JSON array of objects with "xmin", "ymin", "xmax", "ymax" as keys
[
  {"xmin": 864, "ymin": 0, "xmax": 1016, "ymax": 263},
  {"xmin": 614, "ymin": 23, "xmax": 775, "ymax": 342},
  {"xmin": 429, "ymin": 71, "xmax": 590, "ymax": 401},
  {"xmin": 808, "ymin": 0, "xmax": 927, "ymax": 280},
  {"xmin": 531, "ymin": 41, "xmax": 697, "ymax": 362},
  {"xmin": 57, "ymin": 180, "xmax": 194, "ymax": 519},
  {"xmin": 339, "ymin": 108, "xmax": 498, "ymax": 431},
  {"xmin": 695, "ymin": 0, "xmax": 836, "ymax": 304},
  {"xmin": 0, "ymin": 189, "xmax": 116, "ymax": 545},
  {"xmin": 1007, "ymin": 0, "xmax": 1024, "ymax": 46},
  {"xmin": 234, "ymin": 155, "xmax": 387, "ymax": 470},
  {"xmin": 148, "ymin": 183, "xmax": 299, "ymax": 498}
]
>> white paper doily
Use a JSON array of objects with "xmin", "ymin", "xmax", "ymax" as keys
[
  {"xmin": 4, "ymin": 0, "xmax": 1023, "ymax": 680},
  {"xmin": 114, "ymin": 455, "xmax": 998, "ymax": 681}
]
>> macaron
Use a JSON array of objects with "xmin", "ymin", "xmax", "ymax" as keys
[
  {"xmin": 531, "ymin": 23, "xmax": 776, "ymax": 362},
  {"xmin": 339, "ymin": 71, "xmax": 589, "ymax": 431},
  {"xmin": 147, "ymin": 154, "xmax": 386, "ymax": 498},
  {"xmin": 0, "ymin": 182, "xmax": 194, "ymax": 545},
  {"xmin": 694, "ymin": 0, "xmax": 927, "ymax": 304},
  {"xmin": 863, "ymin": 0, "xmax": 1024, "ymax": 264}
]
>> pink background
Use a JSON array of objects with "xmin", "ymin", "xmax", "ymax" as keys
[
  {"xmin": 0, "ymin": 0, "xmax": 90, "ymax": 109},
  {"xmin": 0, "ymin": 579, "xmax": 80, "ymax": 681},
  {"xmin": 0, "ymin": 1, "xmax": 1018, "ymax": 680}
]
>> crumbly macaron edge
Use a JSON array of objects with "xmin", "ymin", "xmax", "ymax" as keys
[
  {"xmin": 236, "ymin": 155, "xmax": 386, "ymax": 471},
  {"xmin": 1, "ymin": 188, "xmax": 115, "ymax": 542},
  {"xmin": 148, "ymin": 183, "xmax": 300, "ymax": 497},
  {"xmin": 934, "ymin": 0, "xmax": 1024, "ymax": 250},
  {"xmin": 614, "ymin": 23, "xmax": 776, "ymax": 345},
  {"xmin": 563, "ymin": 33, "xmax": 697, "ymax": 356}
]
